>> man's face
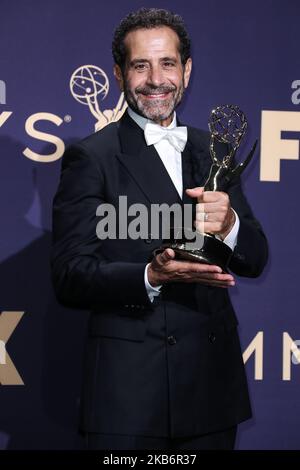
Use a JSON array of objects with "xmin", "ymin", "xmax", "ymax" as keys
[{"xmin": 114, "ymin": 26, "xmax": 192, "ymax": 126}]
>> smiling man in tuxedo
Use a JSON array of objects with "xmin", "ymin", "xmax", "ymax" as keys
[{"xmin": 51, "ymin": 8, "xmax": 268, "ymax": 450}]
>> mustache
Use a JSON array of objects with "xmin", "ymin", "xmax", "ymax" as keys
[{"xmin": 135, "ymin": 85, "xmax": 176, "ymax": 95}]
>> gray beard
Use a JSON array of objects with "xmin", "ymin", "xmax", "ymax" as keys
[{"xmin": 124, "ymin": 83, "xmax": 184, "ymax": 123}]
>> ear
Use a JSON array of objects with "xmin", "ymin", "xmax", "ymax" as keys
[
  {"xmin": 183, "ymin": 58, "xmax": 192, "ymax": 89},
  {"xmin": 113, "ymin": 64, "xmax": 124, "ymax": 92}
]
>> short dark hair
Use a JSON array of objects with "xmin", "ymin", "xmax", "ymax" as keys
[{"xmin": 112, "ymin": 8, "xmax": 191, "ymax": 72}]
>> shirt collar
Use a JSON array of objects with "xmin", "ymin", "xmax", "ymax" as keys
[{"xmin": 127, "ymin": 106, "xmax": 177, "ymax": 131}]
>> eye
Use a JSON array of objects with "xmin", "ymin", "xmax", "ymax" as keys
[
  {"xmin": 163, "ymin": 61, "xmax": 175, "ymax": 68},
  {"xmin": 134, "ymin": 63, "xmax": 148, "ymax": 71}
]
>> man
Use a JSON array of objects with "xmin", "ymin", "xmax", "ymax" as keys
[{"xmin": 51, "ymin": 8, "xmax": 268, "ymax": 450}]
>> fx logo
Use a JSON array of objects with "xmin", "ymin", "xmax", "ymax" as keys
[
  {"xmin": 0, "ymin": 311, "xmax": 24, "ymax": 385},
  {"xmin": 260, "ymin": 110, "xmax": 300, "ymax": 181}
]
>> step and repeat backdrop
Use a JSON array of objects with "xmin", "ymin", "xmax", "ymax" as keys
[{"xmin": 0, "ymin": 0, "xmax": 300, "ymax": 449}]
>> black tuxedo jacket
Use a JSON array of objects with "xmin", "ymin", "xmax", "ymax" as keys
[{"xmin": 51, "ymin": 110, "xmax": 268, "ymax": 438}]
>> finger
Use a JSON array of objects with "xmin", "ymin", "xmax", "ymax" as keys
[
  {"xmin": 195, "ymin": 202, "xmax": 205, "ymax": 216},
  {"xmin": 194, "ymin": 219, "xmax": 205, "ymax": 233},
  {"xmin": 173, "ymin": 269, "xmax": 235, "ymax": 282},
  {"xmin": 176, "ymin": 277, "xmax": 235, "ymax": 287},
  {"xmin": 182, "ymin": 270, "xmax": 234, "ymax": 281},
  {"xmin": 200, "ymin": 280, "xmax": 235, "ymax": 287},
  {"xmin": 185, "ymin": 187, "xmax": 204, "ymax": 201},
  {"xmin": 202, "ymin": 191, "xmax": 229, "ymax": 203},
  {"xmin": 193, "ymin": 272, "xmax": 235, "ymax": 282},
  {"xmin": 183, "ymin": 278, "xmax": 235, "ymax": 287},
  {"xmin": 196, "ymin": 221, "xmax": 224, "ymax": 234},
  {"xmin": 196, "ymin": 202, "xmax": 226, "ymax": 215},
  {"xmin": 171, "ymin": 261, "xmax": 223, "ymax": 274},
  {"xmin": 159, "ymin": 248, "xmax": 175, "ymax": 264},
  {"xmin": 195, "ymin": 212, "xmax": 222, "ymax": 223}
]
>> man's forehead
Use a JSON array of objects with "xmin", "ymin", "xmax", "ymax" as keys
[{"xmin": 124, "ymin": 26, "xmax": 180, "ymax": 58}]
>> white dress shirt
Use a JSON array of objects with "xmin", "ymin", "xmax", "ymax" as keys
[{"xmin": 127, "ymin": 107, "xmax": 240, "ymax": 301}]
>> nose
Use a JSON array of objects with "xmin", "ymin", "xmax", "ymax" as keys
[{"xmin": 147, "ymin": 65, "xmax": 164, "ymax": 87}]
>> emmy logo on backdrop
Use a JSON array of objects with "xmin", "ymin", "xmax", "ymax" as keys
[{"xmin": 70, "ymin": 65, "xmax": 127, "ymax": 131}]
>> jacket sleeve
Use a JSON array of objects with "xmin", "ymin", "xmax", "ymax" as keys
[
  {"xmin": 227, "ymin": 174, "xmax": 268, "ymax": 277},
  {"xmin": 51, "ymin": 143, "xmax": 152, "ymax": 310}
]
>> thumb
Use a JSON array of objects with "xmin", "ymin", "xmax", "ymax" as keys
[
  {"xmin": 186, "ymin": 187, "xmax": 204, "ymax": 200},
  {"xmin": 159, "ymin": 248, "xmax": 175, "ymax": 263}
]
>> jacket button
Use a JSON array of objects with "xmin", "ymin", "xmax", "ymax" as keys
[
  {"xmin": 167, "ymin": 335, "xmax": 177, "ymax": 345},
  {"xmin": 208, "ymin": 332, "xmax": 216, "ymax": 343}
]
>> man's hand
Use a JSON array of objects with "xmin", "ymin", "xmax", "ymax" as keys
[
  {"xmin": 186, "ymin": 187, "xmax": 235, "ymax": 240},
  {"xmin": 147, "ymin": 249, "xmax": 235, "ymax": 288}
]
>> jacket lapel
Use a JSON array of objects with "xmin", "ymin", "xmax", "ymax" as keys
[
  {"xmin": 180, "ymin": 124, "xmax": 211, "ymax": 205},
  {"xmin": 116, "ymin": 111, "xmax": 211, "ymax": 206},
  {"xmin": 116, "ymin": 111, "xmax": 181, "ymax": 205}
]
